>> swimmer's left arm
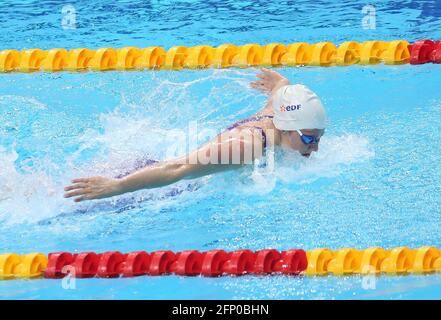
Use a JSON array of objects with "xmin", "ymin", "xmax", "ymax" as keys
[
  {"xmin": 250, "ymin": 68, "xmax": 290, "ymax": 113},
  {"xmin": 250, "ymin": 68, "xmax": 290, "ymax": 97}
]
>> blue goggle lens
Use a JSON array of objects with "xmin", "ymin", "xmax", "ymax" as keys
[{"xmin": 301, "ymin": 134, "xmax": 318, "ymax": 145}]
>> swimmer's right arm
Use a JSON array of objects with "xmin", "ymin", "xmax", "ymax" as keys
[
  {"xmin": 64, "ymin": 161, "xmax": 227, "ymax": 202},
  {"xmin": 64, "ymin": 133, "xmax": 260, "ymax": 202},
  {"xmin": 64, "ymin": 161, "xmax": 232, "ymax": 202}
]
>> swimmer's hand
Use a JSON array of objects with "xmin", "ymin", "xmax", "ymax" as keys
[
  {"xmin": 64, "ymin": 177, "xmax": 122, "ymax": 202},
  {"xmin": 250, "ymin": 68, "xmax": 289, "ymax": 95}
]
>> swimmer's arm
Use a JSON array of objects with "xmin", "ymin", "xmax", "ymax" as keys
[
  {"xmin": 117, "ymin": 157, "xmax": 241, "ymax": 194},
  {"xmin": 250, "ymin": 68, "xmax": 290, "ymax": 113},
  {"xmin": 64, "ymin": 161, "xmax": 234, "ymax": 203},
  {"xmin": 250, "ymin": 68, "xmax": 290, "ymax": 98},
  {"xmin": 64, "ymin": 134, "xmax": 260, "ymax": 202}
]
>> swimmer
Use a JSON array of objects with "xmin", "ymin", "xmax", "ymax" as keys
[{"xmin": 64, "ymin": 68, "xmax": 327, "ymax": 202}]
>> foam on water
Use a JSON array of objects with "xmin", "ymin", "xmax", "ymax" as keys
[
  {"xmin": 0, "ymin": 146, "xmax": 64, "ymax": 225},
  {"xmin": 274, "ymin": 134, "xmax": 374, "ymax": 184},
  {"xmin": 233, "ymin": 134, "xmax": 374, "ymax": 196}
]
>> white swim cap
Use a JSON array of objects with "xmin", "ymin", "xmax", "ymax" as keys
[{"xmin": 272, "ymin": 84, "xmax": 327, "ymax": 131}]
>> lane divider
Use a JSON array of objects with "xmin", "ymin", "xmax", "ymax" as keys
[
  {"xmin": 0, "ymin": 253, "xmax": 47, "ymax": 279},
  {"xmin": 1, "ymin": 40, "xmax": 440, "ymax": 72},
  {"xmin": 1, "ymin": 246, "xmax": 440, "ymax": 279}
]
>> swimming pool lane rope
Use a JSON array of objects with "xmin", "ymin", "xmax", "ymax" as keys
[
  {"xmin": 1, "ymin": 247, "xmax": 440, "ymax": 279},
  {"xmin": 0, "ymin": 40, "xmax": 440, "ymax": 72}
]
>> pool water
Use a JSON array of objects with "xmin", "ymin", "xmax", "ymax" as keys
[{"xmin": 1, "ymin": 0, "xmax": 441, "ymax": 299}]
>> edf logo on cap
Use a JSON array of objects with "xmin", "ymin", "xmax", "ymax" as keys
[{"xmin": 280, "ymin": 104, "xmax": 301, "ymax": 112}]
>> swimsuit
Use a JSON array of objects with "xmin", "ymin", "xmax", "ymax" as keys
[
  {"xmin": 117, "ymin": 115, "xmax": 274, "ymax": 178},
  {"xmin": 226, "ymin": 115, "xmax": 274, "ymax": 150}
]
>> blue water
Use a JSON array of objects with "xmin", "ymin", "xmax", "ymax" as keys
[{"xmin": 1, "ymin": 0, "xmax": 441, "ymax": 299}]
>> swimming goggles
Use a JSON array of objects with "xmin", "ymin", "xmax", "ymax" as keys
[{"xmin": 296, "ymin": 130, "xmax": 321, "ymax": 145}]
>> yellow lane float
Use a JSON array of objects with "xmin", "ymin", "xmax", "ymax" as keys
[
  {"xmin": 0, "ymin": 40, "xmax": 425, "ymax": 72},
  {"xmin": 0, "ymin": 253, "xmax": 47, "ymax": 279}
]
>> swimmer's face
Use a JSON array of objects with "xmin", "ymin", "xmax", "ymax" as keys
[{"xmin": 287, "ymin": 129, "xmax": 325, "ymax": 157}]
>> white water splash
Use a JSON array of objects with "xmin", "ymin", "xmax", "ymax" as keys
[
  {"xmin": 235, "ymin": 134, "xmax": 374, "ymax": 195},
  {"xmin": 0, "ymin": 146, "xmax": 67, "ymax": 225},
  {"xmin": 274, "ymin": 134, "xmax": 374, "ymax": 184}
]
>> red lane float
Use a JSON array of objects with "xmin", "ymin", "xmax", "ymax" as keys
[
  {"xmin": 408, "ymin": 39, "xmax": 441, "ymax": 64},
  {"xmin": 149, "ymin": 250, "xmax": 175, "ymax": 275},
  {"xmin": 221, "ymin": 249, "xmax": 255, "ymax": 275},
  {"xmin": 44, "ymin": 249, "xmax": 307, "ymax": 278},
  {"xmin": 170, "ymin": 250, "xmax": 203, "ymax": 276},
  {"xmin": 274, "ymin": 249, "xmax": 308, "ymax": 275},
  {"xmin": 45, "ymin": 252, "xmax": 100, "ymax": 278},
  {"xmin": 44, "ymin": 252, "xmax": 74, "ymax": 278},
  {"xmin": 431, "ymin": 41, "xmax": 441, "ymax": 63},
  {"xmin": 120, "ymin": 251, "xmax": 151, "ymax": 277}
]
